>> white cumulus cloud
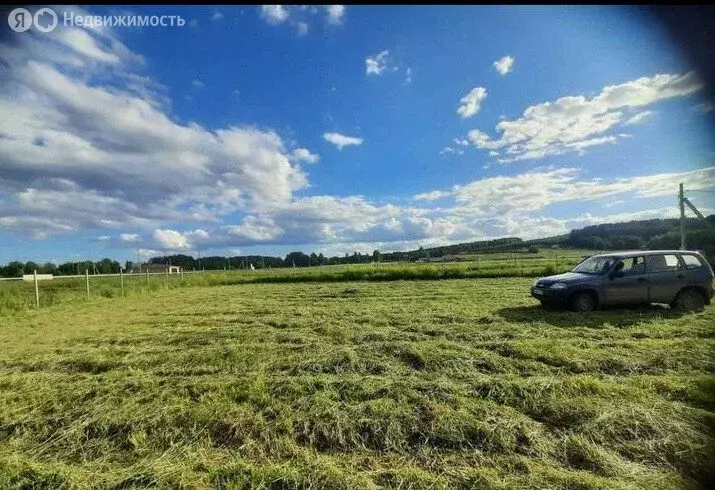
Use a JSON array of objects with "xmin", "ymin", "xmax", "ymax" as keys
[
  {"xmin": 322, "ymin": 132, "xmax": 363, "ymax": 150},
  {"xmin": 624, "ymin": 110, "xmax": 655, "ymax": 125},
  {"xmin": 260, "ymin": 5, "xmax": 289, "ymax": 25},
  {"xmin": 325, "ymin": 5, "xmax": 346, "ymax": 25},
  {"xmin": 457, "ymin": 87, "xmax": 487, "ymax": 118},
  {"xmin": 466, "ymin": 72, "xmax": 702, "ymax": 162},
  {"xmin": 366, "ymin": 50, "xmax": 390, "ymax": 76},
  {"xmin": 493, "ymin": 55, "xmax": 514, "ymax": 75},
  {"xmin": 290, "ymin": 148, "xmax": 320, "ymax": 164}
]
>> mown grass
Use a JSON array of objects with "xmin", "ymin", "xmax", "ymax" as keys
[
  {"xmin": 0, "ymin": 250, "xmax": 595, "ymax": 313},
  {"xmin": 0, "ymin": 278, "xmax": 712, "ymax": 489}
]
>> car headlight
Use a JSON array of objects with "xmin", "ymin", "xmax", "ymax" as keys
[{"xmin": 550, "ymin": 282, "xmax": 567, "ymax": 290}]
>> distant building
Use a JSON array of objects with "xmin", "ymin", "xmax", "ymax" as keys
[{"xmin": 127, "ymin": 264, "xmax": 181, "ymax": 274}]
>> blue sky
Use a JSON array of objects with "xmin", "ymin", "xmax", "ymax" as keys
[{"xmin": 0, "ymin": 5, "xmax": 713, "ymax": 264}]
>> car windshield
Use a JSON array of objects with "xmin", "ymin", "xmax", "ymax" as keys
[{"xmin": 571, "ymin": 256, "xmax": 616, "ymax": 275}]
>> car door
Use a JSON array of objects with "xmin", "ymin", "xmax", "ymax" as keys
[
  {"xmin": 605, "ymin": 256, "xmax": 648, "ymax": 305},
  {"xmin": 645, "ymin": 253, "xmax": 683, "ymax": 303}
]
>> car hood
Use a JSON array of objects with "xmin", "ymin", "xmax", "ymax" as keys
[{"xmin": 535, "ymin": 272, "xmax": 595, "ymax": 286}]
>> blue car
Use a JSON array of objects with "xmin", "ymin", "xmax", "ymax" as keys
[{"xmin": 531, "ymin": 250, "xmax": 714, "ymax": 312}]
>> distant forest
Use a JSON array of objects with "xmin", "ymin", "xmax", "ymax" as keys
[{"xmin": 1, "ymin": 215, "xmax": 713, "ymax": 277}]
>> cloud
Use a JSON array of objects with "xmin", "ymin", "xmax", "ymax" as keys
[
  {"xmin": 457, "ymin": 87, "xmax": 487, "ymax": 118},
  {"xmin": 191, "ymin": 79, "xmax": 204, "ymax": 89},
  {"xmin": 493, "ymin": 55, "xmax": 514, "ymax": 76},
  {"xmin": 296, "ymin": 22, "xmax": 309, "ymax": 36},
  {"xmin": 85, "ymin": 162, "xmax": 715, "ymax": 254},
  {"xmin": 624, "ymin": 110, "xmax": 654, "ymax": 125},
  {"xmin": 129, "ymin": 165, "xmax": 715, "ymax": 252},
  {"xmin": 290, "ymin": 148, "xmax": 320, "ymax": 164},
  {"xmin": 2, "ymin": 13, "xmax": 711, "ymax": 257},
  {"xmin": 413, "ymin": 190, "xmax": 449, "ymax": 202},
  {"xmin": 412, "ymin": 166, "xmax": 715, "ymax": 216},
  {"xmin": 224, "ymin": 216, "xmax": 283, "ymax": 243},
  {"xmin": 53, "ymin": 29, "xmax": 122, "ymax": 65},
  {"xmin": 211, "ymin": 12, "xmax": 225, "ymax": 21},
  {"xmin": 322, "ymin": 132, "xmax": 363, "ymax": 150},
  {"xmin": 404, "ymin": 67, "xmax": 412, "ymax": 85},
  {"xmin": 260, "ymin": 5, "xmax": 289, "ymax": 25},
  {"xmin": 466, "ymin": 72, "xmax": 703, "ymax": 162},
  {"xmin": 259, "ymin": 5, "xmax": 346, "ymax": 33},
  {"xmin": 325, "ymin": 5, "xmax": 346, "ymax": 25},
  {"xmin": 120, "ymin": 233, "xmax": 139, "ymax": 243},
  {"xmin": 366, "ymin": 50, "xmax": 390, "ymax": 76},
  {"xmin": 153, "ymin": 229, "xmax": 189, "ymax": 249},
  {"xmin": 439, "ymin": 146, "xmax": 463, "ymax": 156},
  {"xmin": 0, "ymin": 26, "xmax": 312, "ymax": 239}
]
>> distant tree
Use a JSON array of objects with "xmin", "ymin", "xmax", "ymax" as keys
[
  {"xmin": 610, "ymin": 235, "xmax": 645, "ymax": 250},
  {"xmin": 284, "ymin": 251, "xmax": 310, "ymax": 267},
  {"xmin": 95, "ymin": 258, "xmax": 119, "ymax": 274},
  {"xmin": 416, "ymin": 247, "xmax": 429, "ymax": 261},
  {"xmin": 24, "ymin": 261, "xmax": 40, "ymax": 274},
  {"xmin": 580, "ymin": 236, "xmax": 611, "ymax": 250},
  {"xmin": 40, "ymin": 262, "xmax": 58, "ymax": 274},
  {"xmin": 372, "ymin": 250, "xmax": 381, "ymax": 263},
  {"xmin": 1, "ymin": 261, "xmax": 24, "ymax": 278},
  {"xmin": 647, "ymin": 232, "xmax": 680, "ymax": 250}
]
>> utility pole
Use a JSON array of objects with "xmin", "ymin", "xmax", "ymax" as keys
[
  {"xmin": 678, "ymin": 182, "xmax": 713, "ymax": 250},
  {"xmin": 679, "ymin": 183, "xmax": 686, "ymax": 250}
]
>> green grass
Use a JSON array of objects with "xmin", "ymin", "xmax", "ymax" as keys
[
  {"xmin": 0, "ymin": 278, "xmax": 713, "ymax": 488},
  {"xmin": 0, "ymin": 250, "xmax": 598, "ymax": 313}
]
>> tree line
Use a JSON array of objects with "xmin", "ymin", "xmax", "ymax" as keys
[
  {"xmin": 564, "ymin": 216, "xmax": 715, "ymax": 250},
  {"xmin": 0, "ymin": 258, "xmax": 122, "ymax": 278}
]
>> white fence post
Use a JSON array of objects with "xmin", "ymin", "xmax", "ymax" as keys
[
  {"xmin": 34, "ymin": 270, "xmax": 39, "ymax": 308},
  {"xmin": 85, "ymin": 269, "xmax": 90, "ymax": 299},
  {"xmin": 120, "ymin": 268, "xmax": 124, "ymax": 297}
]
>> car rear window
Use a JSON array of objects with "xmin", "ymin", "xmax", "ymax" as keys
[
  {"xmin": 681, "ymin": 254, "xmax": 703, "ymax": 269},
  {"xmin": 647, "ymin": 254, "xmax": 680, "ymax": 272}
]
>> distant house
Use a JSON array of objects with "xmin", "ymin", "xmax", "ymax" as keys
[{"xmin": 127, "ymin": 264, "xmax": 181, "ymax": 274}]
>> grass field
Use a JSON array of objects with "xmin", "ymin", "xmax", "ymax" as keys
[
  {"xmin": 1, "ymin": 278, "xmax": 713, "ymax": 488},
  {"xmin": 0, "ymin": 250, "xmax": 598, "ymax": 313}
]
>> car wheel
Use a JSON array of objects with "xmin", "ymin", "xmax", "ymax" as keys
[
  {"xmin": 673, "ymin": 289, "xmax": 706, "ymax": 312},
  {"xmin": 570, "ymin": 292, "xmax": 595, "ymax": 312}
]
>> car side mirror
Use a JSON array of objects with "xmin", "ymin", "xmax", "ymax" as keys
[{"xmin": 610, "ymin": 270, "xmax": 624, "ymax": 279}]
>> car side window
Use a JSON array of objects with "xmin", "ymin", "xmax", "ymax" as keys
[
  {"xmin": 614, "ymin": 256, "xmax": 645, "ymax": 276},
  {"xmin": 647, "ymin": 254, "xmax": 681, "ymax": 273},
  {"xmin": 681, "ymin": 254, "xmax": 703, "ymax": 269}
]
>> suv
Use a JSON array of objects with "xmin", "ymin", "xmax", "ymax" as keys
[{"xmin": 531, "ymin": 250, "xmax": 714, "ymax": 312}]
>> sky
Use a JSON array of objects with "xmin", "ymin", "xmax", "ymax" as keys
[{"xmin": 0, "ymin": 5, "xmax": 714, "ymax": 264}]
